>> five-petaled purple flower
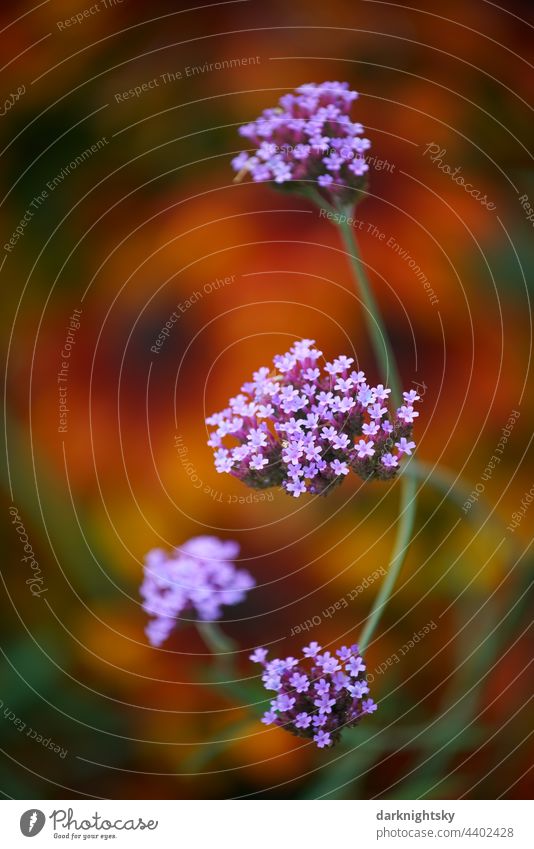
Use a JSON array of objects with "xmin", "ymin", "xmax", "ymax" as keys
[
  {"xmin": 251, "ymin": 642, "xmax": 376, "ymax": 749},
  {"xmin": 140, "ymin": 536, "xmax": 255, "ymax": 646},
  {"xmin": 206, "ymin": 339, "xmax": 420, "ymax": 497},
  {"xmin": 232, "ymin": 82, "xmax": 371, "ymax": 206}
]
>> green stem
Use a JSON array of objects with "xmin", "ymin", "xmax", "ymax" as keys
[
  {"xmin": 336, "ymin": 214, "xmax": 402, "ymax": 408},
  {"xmin": 334, "ymin": 212, "xmax": 416, "ymax": 651},
  {"xmin": 336, "ymin": 211, "xmax": 510, "ymax": 568},
  {"xmin": 359, "ymin": 474, "xmax": 418, "ymax": 651},
  {"xmin": 195, "ymin": 621, "xmax": 236, "ymax": 657}
]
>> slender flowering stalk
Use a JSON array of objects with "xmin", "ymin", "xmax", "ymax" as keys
[
  {"xmin": 251, "ymin": 642, "xmax": 376, "ymax": 749},
  {"xmin": 196, "ymin": 620, "xmax": 237, "ymax": 657},
  {"xmin": 230, "ymin": 82, "xmax": 421, "ymax": 652},
  {"xmin": 206, "ymin": 339, "xmax": 420, "ymax": 498},
  {"xmin": 336, "ymin": 218, "xmax": 403, "ymax": 407},
  {"xmin": 333, "ymin": 215, "xmax": 419, "ymax": 649},
  {"xmin": 358, "ymin": 474, "xmax": 417, "ymax": 651},
  {"xmin": 140, "ymin": 536, "xmax": 254, "ymax": 647}
]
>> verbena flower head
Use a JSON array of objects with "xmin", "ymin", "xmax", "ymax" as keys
[
  {"xmin": 252, "ymin": 642, "xmax": 376, "ymax": 748},
  {"xmin": 232, "ymin": 81, "xmax": 371, "ymax": 206},
  {"xmin": 140, "ymin": 536, "xmax": 255, "ymax": 646},
  {"xmin": 206, "ymin": 339, "xmax": 420, "ymax": 498}
]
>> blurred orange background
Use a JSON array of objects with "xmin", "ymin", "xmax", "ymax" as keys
[{"xmin": 1, "ymin": 0, "xmax": 532, "ymax": 799}]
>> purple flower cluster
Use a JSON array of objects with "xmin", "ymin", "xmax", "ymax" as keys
[
  {"xmin": 251, "ymin": 642, "xmax": 376, "ymax": 748},
  {"xmin": 140, "ymin": 536, "xmax": 255, "ymax": 646},
  {"xmin": 206, "ymin": 339, "xmax": 419, "ymax": 498},
  {"xmin": 232, "ymin": 81, "xmax": 371, "ymax": 204}
]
